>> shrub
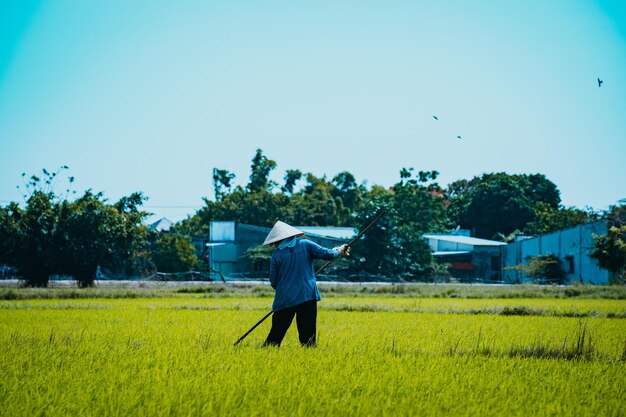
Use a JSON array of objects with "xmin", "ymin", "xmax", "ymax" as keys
[
  {"xmin": 152, "ymin": 233, "xmax": 198, "ymax": 273},
  {"xmin": 510, "ymin": 253, "xmax": 566, "ymax": 284}
]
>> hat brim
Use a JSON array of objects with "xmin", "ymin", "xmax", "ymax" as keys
[{"xmin": 263, "ymin": 221, "xmax": 305, "ymax": 245}]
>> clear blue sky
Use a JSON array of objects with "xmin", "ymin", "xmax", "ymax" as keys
[{"xmin": 1, "ymin": 0, "xmax": 625, "ymax": 223}]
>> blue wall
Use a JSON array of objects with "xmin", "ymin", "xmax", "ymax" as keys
[{"xmin": 502, "ymin": 221, "xmax": 608, "ymax": 284}]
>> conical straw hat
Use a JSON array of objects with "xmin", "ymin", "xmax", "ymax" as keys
[{"xmin": 263, "ymin": 221, "xmax": 304, "ymax": 245}]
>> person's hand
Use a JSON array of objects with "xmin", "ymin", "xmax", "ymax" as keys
[{"xmin": 333, "ymin": 244, "xmax": 350, "ymax": 256}]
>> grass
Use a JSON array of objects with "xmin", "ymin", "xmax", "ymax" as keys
[
  {"xmin": 0, "ymin": 291, "xmax": 625, "ymax": 416},
  {"xmin": 1, "ymin": 281, "xmax": 625, "ymax": 300},
  {"xmin": 504, "ymin": 321, "xmax": 597, "ymax": 360}
]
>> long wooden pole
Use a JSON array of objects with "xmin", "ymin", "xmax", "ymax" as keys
[{"xmin": 233, "ymin": 210, "xmax": 387, "ymax": 346}]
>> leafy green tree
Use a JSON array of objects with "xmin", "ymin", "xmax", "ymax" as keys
[
  {"xmin": 180, "ymin": 158, "xmax": 453, "ymax": 279},
  {"xmin": 180, "ymin": 150, "xmax": 358, "ymax": 234},
  {"xmin": 242, "ymin": 244, "xmax": 275, "ymax": 274},
  {"xmin": 509, "ymin": 253, "xmax": 566, "ymax": 284},
  {"xmin": 591, "ymin": 226, "xmax": 626, "ymax": 284},
  {"xmin": 0, "ymin": 202, "xmax": 19, "ymax": 268},
  {"xmin": 286, "ymin": 173, "xmax": 345, "ymax": 226},
  {"xmin": 65, "ymin": 191, "xmax": 149, "ymax": 286},
  {"xmin": 179, "ymin": 151, "xmax": 291, "ymax": 233},
  {"xmin": 525, "ymin": 174, "xmax": 561, "ymax": 208},
  {"xmin": 332, "ymin": 171, "xmax": 363, "ymax": 212},
  {"xmin": 0, "ymin": 192, "xmax": 58, "ymax": 286},
  {"xmin": 217, "ymin": 187, "xmax": 289, "ymax": 227},
  {"xmin": 588, "ymin": 204, "xmax": 626, "ymax": 284},
  {"xmin": 354, "ymin": 169, "xmax": 450, "ymax": 278},
  {"xmin": 174, "ymin": 208, "xmax": 211, "ymax": 237},
  {"xmin": 282, "ymin": 169, "xmax": 303, "ymax": 194},
  {"xmin": 247, "ymin": 148, "xmax": 277, "ymax": 193},
  {"xmin": 447, "ymin": 173, "xmax": 561, "ymax": 239},
  {"xmin": 212, "ymin": 168, "xmax": 235, "ymax": 202},
  {"xmin": 525, "ymin": 202, "xmax": 598, "ymax": 235},
  {"xmin": 152, "ymin": 233, "xmax": 198, "ymax": 273},
  {"xmin": 0, "ymin": 169, "xmax": 149, "ymax": 287},
  {"xmin": 56, "ymin": 192, "xmax": 118, "ymax": 286},
  {"xmin": 606, "ymin": 203, "xmax": 626, "ymax": 228},
  {"xmin": 111, "ymin": 193, "xmax": 152, "ymax": 274},
  {"xmin": 446, "ymin": 178, "xmax": 472, "ymax": 199},
  {"xmin": 54, "ymin": 190, "xmax": 149, "ymax": 287}
]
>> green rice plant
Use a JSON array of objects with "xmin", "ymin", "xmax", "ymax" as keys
[
  {"xmin": 2, "ymin": 282, "xmax": 626, "ymax": 300},
  {"xmin": 505, "ymin": 321, "xmax": 600, "ymax": 361},
  {"xmin": 0, "ymin": 296, "xmax": 624, "ymax": 417}
]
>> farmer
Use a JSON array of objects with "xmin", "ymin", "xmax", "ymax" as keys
[{"xmin": 262, "ymin": 221, "xmax": 350, "ymax": 347}]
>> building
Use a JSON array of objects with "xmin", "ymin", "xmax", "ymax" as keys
[
  {"xmin": 207, "ymin": 221, "xmax": 357, "ymax": 277},
  {"xmin": 147, "ymin": 217, "xmax": 173, "ymax": 233},
  {"xmin": 501, "ymin": 221, "xmax": 608, "ymax": 284},
  {"xmin": 424, "ymin": 233, "xmax": 507, "ymax": 281}
]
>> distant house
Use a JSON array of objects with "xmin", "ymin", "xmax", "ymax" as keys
[
  {"xmin": 424, "ymin": 233, "xmax": 506, "ymax": 281},
  {"xmin": 207, "ymin": 221, "xmax": 357, "ymax": 277},
  {"xmin": 147, "ymin": 217, "xmax": 173, "ymax": 233},
  {"xmin": 501, "ymin": 221, "xmax": 608, "ymax": 284}
]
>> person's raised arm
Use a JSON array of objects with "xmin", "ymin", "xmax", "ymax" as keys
[{"xmin": 305, "ymin": 240, "xmax": 350, "ymax": 260}]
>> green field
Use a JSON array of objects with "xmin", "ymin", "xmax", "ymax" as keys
[{"xmin": 1, "ymin": 288, "xmax": 625, "ymax": 416}]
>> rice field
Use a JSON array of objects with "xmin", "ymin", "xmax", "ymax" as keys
[{"xmin": 1, "ymin": 292, "xmax": 625, "ymax": 416}]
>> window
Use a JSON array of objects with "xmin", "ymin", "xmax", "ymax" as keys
[
  {"xmin": 491, "ymin": 256, "xmax": 500, "ymax": 271},
  {"xmin": 565, "ymin": 256, "xmax": 575, "ymax": 274}
]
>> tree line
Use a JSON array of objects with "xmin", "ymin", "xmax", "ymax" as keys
[{"xmin": 1, "ymin": 151, "xmax": 624, "ymax": 286}]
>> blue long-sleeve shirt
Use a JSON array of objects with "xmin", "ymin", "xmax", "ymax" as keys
[{"xmin": 269, "ymin": 239, "xmax": 339, "ymax": 311}]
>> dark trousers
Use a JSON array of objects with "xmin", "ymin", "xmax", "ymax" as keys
[{"xmin": 263, "ymin": 300, "xmax": 317, "ymax": 347}]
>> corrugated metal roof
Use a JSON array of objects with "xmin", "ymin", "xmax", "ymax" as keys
[
  {"xmin": 423, "ymin": 234, "xmax": 506, "ymax": 246},
  {"xmin": 433, "ymin": 251, "xmax": 471, "ymax": 256},
  {"xmin": 298, "ymin": 226, "xmax": 358, "ymax": 240},
  {"xmin": 148, "ymin": 217, "xmax": 173, "ymax": 232}
]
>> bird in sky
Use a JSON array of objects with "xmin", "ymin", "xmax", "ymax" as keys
[
  {"xmin": 433, "ymin": 115, "xmax": 439, "ymax": 120},
  {"xmin": 598, "ymin": 78, "xmax": 603, "ymax": 87},
  {"xmin": 457, "ymin": 135, "xmax": 462, "ymax": 140}
]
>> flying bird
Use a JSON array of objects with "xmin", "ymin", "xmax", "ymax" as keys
[
  {"xmin": 597, "ymin": 78, "xmax": 603, "ymax": 87},
  {"xmin": 433, "ymin": 115, "xmax": 439, "ymax": 120}
]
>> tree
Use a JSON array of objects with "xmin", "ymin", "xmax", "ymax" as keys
[
  {"xmin": 180, "ymin": 159, "xmax": 454, "ymax": 279},
  {"xmin": 247, "ymin": 148, "xmax": 277, "ymax": 193},
  {"xmin": 70, "ymin": 191, "xmax": 149, "ymax": 286},
  {"xmin": 282, "ymin": 169, "xmax": 302, "ymax": 194},
  {"xmin": 212, "ymin": 168, "xmax": 235, "ymax": 202},
  {"xmin": 447, "ymin": 173, "xmax": 561, "ymax": 239},
  {"xmin": 178, "ymin": 150, "xmax": 289, "ymax": 234},
  {"xmin": 606, "ymin": 203, "xmax": 626, "ymax": 228},
  {"xmin": 56, "ymin": 191, "xmax": 117, "ymax": 286},
  {"xmin": 242, "ymin": 244, "xmax": 274, "ymax": 274},
  {"xmin": 446, "ymin": 178, "xmax": 472, "ymax": 199},
  {"xmin": 332, "ymin": 171, "xmax": 363, "ymax": 212},
  {"xmin": 0, "ymin": 169, "xmax": 150, "ymax": 287},
  {"xmin": 54, "ymin": 190, "xmax": 150, "ymax": 287},
  {"xmin": 509, "ymin": 253, "xmax": 567, "ymax": 284},
  {"xmin": 279, "ymin": 173, "xmax": 354, "ymax": 226},
  {"xmin": 524, "ymin": 174, "xmax": 561, "ymax": 209},
  {"xmin": 180, "ymin": 151, "xmax": 362, "ymax": 234},
  {"xmin": 152, "ymin": 233, "xmax": 198, "ymax": 273},
  {"xmin": 0, "ymin": 203, "xmax": 20, "ymax": 270},
  {"xmin": 212, "ymin": 186, "xmax": 289, "ymax": 227},
  {"xmin": 525, "ymin": 202, "xmax": 598, "ymax": 235},
  {"xmin": 111, "ymin": 193, "xmax": 152, "ymax": 276},
  {"xmin": 591, "ymin": 226, "xmax": 626, "ymax": 284},
  {"xmin": 354, "ymin": 169, "xmax": 450, "ymax": 278},
  {"xmin": 0, "ymin": 191, "xmax": 58, "ymax": 287},
  {"xmin": 209, "ymin": 150, "xmax": 288, "ymax": 227}
]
